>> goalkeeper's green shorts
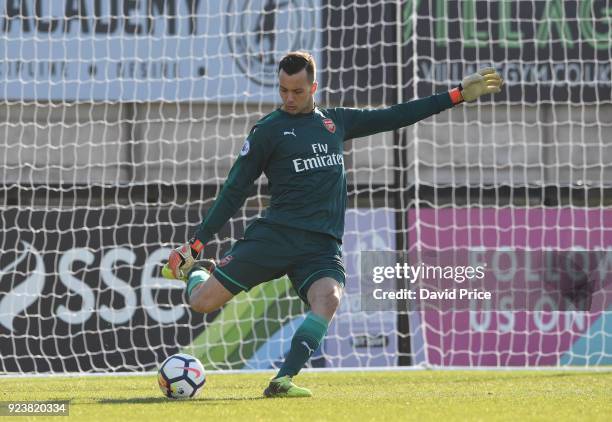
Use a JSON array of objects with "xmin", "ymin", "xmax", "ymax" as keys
[{"xmin": 212, "ymin": 219, "xmax": 346, "ymax": 304}]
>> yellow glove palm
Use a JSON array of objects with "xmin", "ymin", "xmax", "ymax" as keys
[{"xmin": 460, "ymin": 67, "xmax": 504, "ymax": 102}]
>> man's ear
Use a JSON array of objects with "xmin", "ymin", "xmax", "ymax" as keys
[{"xmin": 311, "ymin": 81, "xmax": 318, "ymax": 95}]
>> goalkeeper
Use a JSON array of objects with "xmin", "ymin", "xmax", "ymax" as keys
[{"xmin": 163, "ymin": 51, "xmax": 503, "ymax": 397}]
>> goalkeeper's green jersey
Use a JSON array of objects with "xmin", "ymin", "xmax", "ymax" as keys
[{"xmin": 194, "ymin": 92, "xmax": 454, "ymax": 244}]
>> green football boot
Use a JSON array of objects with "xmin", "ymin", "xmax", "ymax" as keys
[{"xmin": 263, "ymin": 376, "xmax": 312, "ymax": 398}]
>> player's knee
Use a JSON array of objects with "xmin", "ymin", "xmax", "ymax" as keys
[
  {"xmin": 189, "ymin": 293, "xmax": 219, "ymax": 314},
  {"xmin": 188, "ymin": 275, "xmax": 234, "ymax": 314},
  {"xmin": 326, "ymin": 289, "xmax": 342, "ymax": 312},
  {"xmin": 310, "ymin": 286, "xmax": 341, "ymax": 315}
]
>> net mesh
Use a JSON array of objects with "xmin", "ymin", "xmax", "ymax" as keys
[{"xmin": 0, "ymin": 0, "xmax": 610, "ymax": 373}]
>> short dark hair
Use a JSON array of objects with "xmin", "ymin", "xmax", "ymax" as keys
[{"xmin": 278, "ymin": 51, "xmax": 316, "ymax": 83}]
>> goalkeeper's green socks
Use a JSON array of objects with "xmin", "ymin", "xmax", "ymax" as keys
[
  {"xmin": 275, "ymin": 312, "xmax": 329, "ymax": 379},
  {"xmin": 186, "ymin": 267, "xmax": 211, "ymax": 296}
]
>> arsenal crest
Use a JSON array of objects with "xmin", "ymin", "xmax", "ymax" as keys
[{"xmin": 323, "ymin": 118, "xmax": 336, "ymax": 133}]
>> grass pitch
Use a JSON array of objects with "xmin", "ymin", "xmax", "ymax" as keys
[{"xmin": 1, "ymin": 370, "xmax": 610, "ymax": 421}]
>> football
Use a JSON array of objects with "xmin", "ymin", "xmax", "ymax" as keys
[{"xmin": 157, "ymin": 353, "xmax": 206, "ymax": 399}]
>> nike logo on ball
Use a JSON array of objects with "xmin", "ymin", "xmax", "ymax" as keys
[{"xmin": 179, "ymin": 366, "xmax": 203, "ymax": 378}]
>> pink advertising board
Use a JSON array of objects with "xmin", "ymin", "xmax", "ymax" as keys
[{"xmin": 408, "ymin": 208, "xmax": 612, "ymax": 366}]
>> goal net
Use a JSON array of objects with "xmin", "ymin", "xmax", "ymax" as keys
[{"xmin": 0, "ymin": 1, "xmax": 610, "ymax": 373}]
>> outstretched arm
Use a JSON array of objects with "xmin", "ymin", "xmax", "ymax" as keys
[{"xmin": 339, "ymin": 67, "xmax": 503, "ymax": 141}]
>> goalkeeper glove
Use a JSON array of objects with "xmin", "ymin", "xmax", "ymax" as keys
[
  {"xmin": 166, "ymin": 239, "xmax": 205, "ymax": 280},
  {"xmin": 458, "ymin": 67, "xmax": 504, "ymax": 102}
]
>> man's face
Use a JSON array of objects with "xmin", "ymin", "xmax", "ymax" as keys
[{"xmin": 279, "ymin": 69, "xmax": 317, "ymax": 115}]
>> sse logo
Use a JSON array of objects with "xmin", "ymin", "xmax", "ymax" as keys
[
  {"xmin": 225, "ymin": 0, "xmax": 317, "ymax": 86},
  {"xmin": 0, "ymin": 243, "xmax": 186, "ymax": 332}
]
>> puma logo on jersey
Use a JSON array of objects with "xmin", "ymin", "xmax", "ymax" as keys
[
  {"xmin": 301, "ymin": 341, "xmax": 315, "ymax": 355},
  {"xmin": 283, "ymin": 129, "xmax": 296, "ymax": 137}
]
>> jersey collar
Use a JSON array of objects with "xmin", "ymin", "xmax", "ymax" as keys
[{"xmin": 277, "ymin": 104, "xmax": 318, "ymax": 118}]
